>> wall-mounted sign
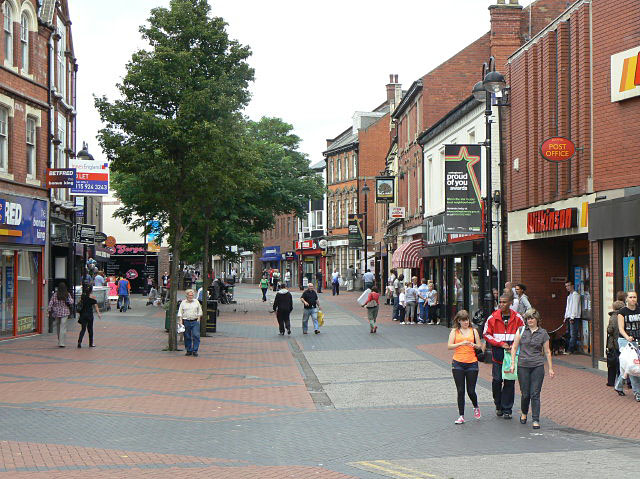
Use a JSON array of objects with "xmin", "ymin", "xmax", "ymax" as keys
[
  {"xmin": 425, "ymin": 215, "xmax": 446, "ymax": 246},
  {"xmin": 444, "ymin": 145, "xmax": 482, "ymax": 234},
  {"xmin": 94, "ymin": 232, "xmax": 108, "ymax": 243},
  {"xmin": 318, "ymin": 239, "xmax": 328, "ymax": 249},
  {"xmin": 527, "ymin": 207, "xmax": 577, "ymax": 234},
  {"xmin": 105, "ymin": 236, "xmax": 117, "ymax": 248},
  {"xmin": 112, "ymin": 243, "xmax": 150, "ymax": 255},
  {"xmin": 70, "ymin": 159, "xmax": 109, "ymax": 196},
  {"xmin": 296, "ymin": 240, "xmax": 317, "ymax": 250},
  {"xmin": 375, "ymin": 176, "xmax": 395, "ymax": 203},
  {"xmin": 540, "ymin": 137, "xmax": 576, "ymax": 163},
  {"xmin": 389, "ymin": 206, "xmax": 405, "ymax": 219},
  {"xmin": 611, "ymin": 45, "xmax": 640, "ymax": 102},
  {"xmin": 73, "ymin": 224, "xmax": 96, "ymax": 245},
  {"xmin": 348, "ymin": 214, "xmax": 363, "ymax": 248},
  {"xmin": 45, "ymin": 168, "xmax": 76, "ymax": 188},
  {"xmin": 0, "ymin": 193, "xmax": 47, "ymax": 245}
]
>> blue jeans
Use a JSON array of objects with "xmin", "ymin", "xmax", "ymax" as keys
[
  {"xmin": 302, "ymin": 307, "xmax": 319, "ymax": 332},
  {"xmin": 568, "ymin": 318, "xmax": 581, "ymax": 352},
  {"xmin": 419, "ymin": 302, "xmax": 428, "ymax": 321},
  {"xmin": 615, "ymin": 337, "xmax": 640, "ymax": 394},
  {"xmin": 118, "ymin": 295, "xmax": 130, "ymax": 311},
  {"xmin": 392, "ymin": 296, "xmax": 399, "ymax": 319},
  {"xmin": 184, "ymin": 319, "xmax": 200, "ymax": 353},
  {"xmin": 332, "ymin": 282, "xmax": 339, "ymax": 295}
]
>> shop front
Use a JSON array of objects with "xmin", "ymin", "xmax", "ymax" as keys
[
  {"xmin": 590, "ymin": 193, "xmax": 640, "ymax": 365},
  {"xmin": 0, "ymin": 193, "xmax": 48, "ymax": 340},
  {"xmin": 106, "ymin": 243, "xmax": 158, "ymax": 294},
  {"xmin": 295, "ymin": 240, "xmax": 325, "ymax": 289},
  {"xmin": 508, "ymin": 196, "xmax": 593, "ymax": 355},
  {"xmin": 421, "ymin": 213, "xmax": 483, "ymax": 326},
  {"xmin": 259, "ymin": 246, "xmax": 281, "ymax": 273}
]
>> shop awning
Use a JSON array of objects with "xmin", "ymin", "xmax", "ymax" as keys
[
  {"xmin": 392, "ymin": 239, "xmax": 425, "ymax": 269},
  {"xmin": 259, "ymin": 255, "xmax": 281, "ymax": 262}
]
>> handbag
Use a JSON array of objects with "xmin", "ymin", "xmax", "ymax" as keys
[
  {"xmin": 473, "ymin": 328, "xmax": 485, "ymax": 362},
  {"xmin": 317, "ymin": 310, "xmax": 324, "ymax": 327}
]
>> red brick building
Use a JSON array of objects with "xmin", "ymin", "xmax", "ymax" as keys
[
  {"xmin": 504, "ymin": 0, "xmax": 640, "ymax": 366},
  {"xmin": 0, "ymin": 1, "xmax": 78, "ymax": 340}
]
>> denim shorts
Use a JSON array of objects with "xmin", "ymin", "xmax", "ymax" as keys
[{"xmin": 452, "ymin": 359, "xmax": 479, "ymax": 371}]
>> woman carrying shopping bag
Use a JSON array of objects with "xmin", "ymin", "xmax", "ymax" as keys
[
  {"xmin": 48, "ymin": 282, "xmax": 74, "ymax": 348},
  {"xmin": 509, "ymin": 309, "xmax": 555, "ymax": 429},
  {"xmin": 363, "ymin": 287, "xmax": 380, "ymax": 333}
]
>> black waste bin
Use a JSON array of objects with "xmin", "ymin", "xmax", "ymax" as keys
[{"xmin": 206, "ymin": 299, "xmax": 218, "ymax": 333}]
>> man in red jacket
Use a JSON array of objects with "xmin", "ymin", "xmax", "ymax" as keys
[{"xmin": 483, "ymin": 294, "xmax": 525, "ymax": 419}]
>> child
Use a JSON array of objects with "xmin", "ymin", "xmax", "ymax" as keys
[{"xmin": 398, "ymin": 288, "xmax": 407, "ymax": 324}]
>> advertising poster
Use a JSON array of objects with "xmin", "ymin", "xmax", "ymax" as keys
[
  {"xmin": 623, "ymin": 256, "xmax": 636, "ymax": 291},
  {"xmin": 444, "ymin": 145, "xmax": 482, "ymax": 234},
  {"xmin": 348, "ymin": 214, "xmax": 363, "ymax": 248}
]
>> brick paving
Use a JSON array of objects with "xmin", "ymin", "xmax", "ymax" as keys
[{"xmin": 0, "ymin": 284, "xmax": 638, "ymax": 478}]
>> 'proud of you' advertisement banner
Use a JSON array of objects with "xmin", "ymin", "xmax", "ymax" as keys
[{"xmin": 444, "ymin": 144, "xmax": 482, "ymax": 234}]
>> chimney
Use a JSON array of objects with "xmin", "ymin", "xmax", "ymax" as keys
[
  {"xmin": 386, "ymin": 74, "xmax": 402, "ymax": 112},
  {"xmin": 489, "ymin": 0, "xmax": 524, "ymax": 73}
]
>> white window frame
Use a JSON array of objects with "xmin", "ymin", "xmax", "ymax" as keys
[
  {"xmin": 352, "ymin": 154, "xmax": 357, "ymax": 178},
  {"xmin": 56, "ymin": 19, "xmax": 66, "ymax": 98},
  {"xmin": 0, "ymin": 106, "xmax": 8, "ymax": 172},
  {"xmin": 56, "ymin": 114, "xmax": 66, "ymax": 200},
  {"xmin": 20, "ymin": 12, "xmax": 27, "ymax": 72},
  {"xmin": 468, "ymin": 128, "xmax": 476, "ymax": 144},
  {"xmin": 314, "ymin": 210, "xmax": 323, "ymax": 231},
  {"xmin": 4, "ymin": 3, "xmax": 13, "ymax": 66},
  {"xmin": 26, "ymin": 116, "xmax": 36, "ymax": 178},
  {"xmin": 337, "ymin": 158, "xmax": 341, "ymax": 182},
  {"xmin": 337, "ymin": 201, "xmax": 342, "ymax": 227}
]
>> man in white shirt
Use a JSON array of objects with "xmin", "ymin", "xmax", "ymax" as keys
[
  {"xmin": 331, "ymin": 269, "xmax": 341, "ymax": 296},
  {"xmin": 93, "ymin": 272, "xmax": 106, "ymax": 287},
  {"xmin": 363, "ymin": 269, "xmax": 375, "ymax": 291},
  {"xmin": 178, "ymin": 289, "xmax": 203, "ymax": 357},
  {"xmin": 564, "ymin": 280, "xmax": 582, "ymax": 354}
]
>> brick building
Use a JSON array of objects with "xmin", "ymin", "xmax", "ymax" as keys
[
  {"xmin": 0, "ymin": 0, "xmax": 78, "ymax": 340},
  {"xmin": 505, "ymin": 0, "xmax": 640, "ymax": 367}
]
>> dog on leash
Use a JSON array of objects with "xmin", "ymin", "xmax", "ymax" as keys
[{"xmin": 550, "ymin": 331, "xmax": 569, "ymax": 355}]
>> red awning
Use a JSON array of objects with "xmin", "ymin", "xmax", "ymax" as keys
[{"xmin": 392, "ymin": 239, "xmax": 425, "ymax": 269}]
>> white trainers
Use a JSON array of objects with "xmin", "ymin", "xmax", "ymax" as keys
[
  {"xmin": 399, "ymin": 322, "xmax": 406, "ymax": 325},
  {"xmin": 454, "ymin": 416, "xmax": 465, "ymax": 425}
]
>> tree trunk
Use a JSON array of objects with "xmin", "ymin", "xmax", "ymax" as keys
[
  {"xmin": 167, "ymin": 211, "xmax": 184, "ymax": 351},
  {"xmin": 200, "ymin": 223, "xmax": 210, "ymax": 337}
]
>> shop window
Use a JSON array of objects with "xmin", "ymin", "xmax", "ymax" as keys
[
  {"xmin": 470, "ymin": 255, "xmax": 480, "ymax": 315},
  {"xmin": 16, "ymin": 251, "xmax": 37, "ymax": 335},
  {"xmin": 26, "ymin": 116, "xmax": 36, "ymax": 178},
  {"xmin": 622, "ymin": 238, "xmax": 636, "ymax": 292},
  {"xmin": 0, "ymin": 250, "xmax": 15, "ymax": 337}
]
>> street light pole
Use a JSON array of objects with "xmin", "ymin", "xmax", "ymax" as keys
[
  {"xmin": 362, "ymin": 180, "xmax": 370, "ymax": 282},
  {"xmin": 472, "ymin": 57, "xmax": 507, "ymax": 318}
]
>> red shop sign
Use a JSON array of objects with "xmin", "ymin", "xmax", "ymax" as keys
[
  {"xmin": 540, "ymin": 137, "xmax": 576, "ymax": 162},
  {"xmin": 527, "ymin": 207, "xmax": 577, "ymax": 234}
]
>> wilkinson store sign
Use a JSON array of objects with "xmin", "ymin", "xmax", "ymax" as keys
[{"xmin": 527, "ymin": 207, "xmax": 577, "ymax": 234}]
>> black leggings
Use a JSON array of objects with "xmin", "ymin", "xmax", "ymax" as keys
[
  {"xmin": 452, "ymin": 363, "xmax": 479, "ymax": 416},
  {"xmin": 78, "ymin": 318, "xmax": 94, "ymax": 345}
]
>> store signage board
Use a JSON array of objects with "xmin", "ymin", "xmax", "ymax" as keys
[
  {"xmin": 389, "ymin": 206, "xmax": 405, "ymax": 219},
  {"xmin": 296, "ymin": 240, "xmax": 317, "ymax": 250},
  {"xmin": 105, "ymin": 236, "xmax": 117, "ymax": 248},
  {"xmin": 375, "ymin": 176, "xmax": 395, "ymax": 203},
  {"xmin": 94, "ymin": 232, "xmax": 108, "ymax": 243},
  {"xmin": 348, "ymin": 214, "xmax": 363, "ymax": 248},
  {"xmin": 425, "ymin": 215, "xmax": 446, "ymax": 246},
  {"xmin": 70, "ymin": 159, "xmax": 109, "ymax": 196},
  {"xmin": 611, "ymin": 45, "xmax": 640, "ymax": 102},
  {"xmin": 444, "ymin": 144, "xmax": 483, "ymax": 234},
  {"xmin": 540, "ymin": 137, "xmax": 576, "ymax": 163},
  {"xmin": 0, "ymin": 194, "xmax": 47, "ymax": 245},
  {"xmin": 45, "ymin": 168, "xmax": 76, "ymax": 188},
  {"xmin": 74, "ymin": 224, "xmax": 96, "ymax": 245},
  {"xmin": 527, "ymin": 207, "xmax": 577, "ymax": 234}
]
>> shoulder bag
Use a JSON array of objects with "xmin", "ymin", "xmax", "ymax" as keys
[{"xmin": 473, "ymin": 328, "xmax": 485, "ymax": 362}]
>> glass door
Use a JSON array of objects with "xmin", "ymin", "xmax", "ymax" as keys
[
  {"xmin": 17, "ymin": 251, "xmax": 39, "ymax": 335},
  {"xmin": 1, "ymin": 250, "xmax": 16, "ymax": 337}
]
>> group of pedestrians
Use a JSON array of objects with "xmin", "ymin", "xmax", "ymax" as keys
[
  {"xmin": 388, "ymin": 274, "xmax": 439, "ymax": 325},
  {"xmin": 47, "ymin": 282, "xmax": 102, "ymax": 349},
  {"xmin": 450, "ymin": 293, "xmax": 555, "ymax": 428},
  {"xmin": 270, "ymin": 282, "xmax": 322, "ymax": 335}
]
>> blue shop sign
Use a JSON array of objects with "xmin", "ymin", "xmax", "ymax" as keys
[
  {"xmin": 0, "ymin": 193, "xmax": 47, "ymax": 246},
  {"xmin": 260, "ymin": 246, "xmax": 281, "ymax": 262}
]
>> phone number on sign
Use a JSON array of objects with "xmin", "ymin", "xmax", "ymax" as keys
[{"xmin": 73, "ymin": 182, "xmax": 108, "ymax": 191}]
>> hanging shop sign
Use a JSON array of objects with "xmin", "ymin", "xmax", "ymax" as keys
[
  {"xmin": 389, "ymin": 206, "xmax": 405, "ymax": 219},
  {"xmin": 0, "ymin": 193, "xmax": 47, "ymax": 245},
  {"xmin": 45, "ymin": 168, "xmax": 76, "ymax": 188},
  {"xmin": 444, "ymin": 144, "xmax": 482, "ymax": 234},
  {"xmin": 611, "ymin": 45, "xmax": 640, "ymax": 102},
  {"xmin": 70, "ymin": 159, "xmax": 110, "ymax": 196},
  {"xmin": 425, "ymin": 214, "xmax": 446, "ymax": 246},
  {"xmin": 112, "ymin": 243, "xmax": 148, "ymax": 255},
  {"xmin": 348, "ymin": 214, "xmax": 363, "ymax": 248},
  {"xmin": 73, "ymin": 223, "xmax": 96, "ymax": 245},
  {"xmin": 296, "ymin": 240, "xmax": 317, "ymax": 250},
  {"xmin": 540, "ymin": 137, "xmax": 576, "ymax": 163},
  {"xmin": 527, "ymin": 207, "xmax": 577, "ymax": 234},
  {"xmin": 94, "ymin": 231, "xmax": 108, "ymax": 243},
  {"xmin": 375, "ymin": 176, "xmax": 395, "ymax": 203}
]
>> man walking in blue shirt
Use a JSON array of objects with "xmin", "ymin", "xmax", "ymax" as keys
[{"xmin": 117, "ymin": 277, "xmax": 130, "ymax": 312}]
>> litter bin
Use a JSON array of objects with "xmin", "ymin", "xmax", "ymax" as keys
[
  {"xmin": 165, "ymin": 300, "xmax": 182, "ymax": 331},
  {"xmin": 195, "ymin": 280, "xmax": 203, "ymax": 293},
  {"xmin": 206, "ymin": 299, "xmax": 218, "ymax": 333}
]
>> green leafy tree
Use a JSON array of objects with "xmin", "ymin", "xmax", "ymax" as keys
[{"xmin": 95, "ymin": 0, "xmax": 254, "ymax": 350}]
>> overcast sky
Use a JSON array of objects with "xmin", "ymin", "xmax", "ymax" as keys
[{"xmin": 70, "ymin": 0, "xmax": 534, "ymax": 165}]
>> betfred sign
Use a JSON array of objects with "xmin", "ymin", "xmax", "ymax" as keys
[
  {"xmin": 527, "ymin": 207, "xmax": 577, "ymax": 234},
  {"xmin": 45, "ymin": 168, "xmax": 76, "ymax": 188},
  {"xmin": 540, "ymin": 137, "xmax": 576, "ymax": 163}
]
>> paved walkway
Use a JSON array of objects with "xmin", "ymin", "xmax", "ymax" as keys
[{"xmin": 0, "ymin": 284, "xmax": 637, "ymax": 478}]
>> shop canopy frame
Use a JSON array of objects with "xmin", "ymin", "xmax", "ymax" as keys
[{"xmin": 392, "ymin": 239, "xmax": 425, "ymax": 269}]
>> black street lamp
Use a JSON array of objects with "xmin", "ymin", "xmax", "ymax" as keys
[
  {"xmin": 472, "ymin": 57, "xmax": 508, "ymax": 319},
  {"xmin": 361, "ymin": 180, "xmax": 370, "ymax": 283},
  {"xmin": 76, "ymin": 142, "xmax": 94, "ymax": 282}
]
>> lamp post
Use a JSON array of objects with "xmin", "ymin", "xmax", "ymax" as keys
[
  {"xmin": 472, "ymin": 57, "xmax": 508, "ymax": 318},
  {"xmin": 362, "ymin": 180, "xmax": 370, "ymax": 282},
  {"xmin": 76, "ymin": 142, "xmax": 94, "ymax": 283}
]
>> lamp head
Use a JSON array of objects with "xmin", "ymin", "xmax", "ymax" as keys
[
  {"xmin": 483, "ymin": 70, "xmax": 507, "ymax": 94},
  {"xmin": 472, "ymin": 81, "xmax": 486, "ymax": 102}
]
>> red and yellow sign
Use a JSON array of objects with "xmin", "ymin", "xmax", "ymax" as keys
[
  {"xmin": 527, "ymin": 207, "xmax": 577, "ymax": 234},
  {"xmin": 611, "ymin": 45, "xmax": 640, "ymax": 102},
  {"xmin": 540, "ymin": 137, "xmax": 576, "ymax": 162}
]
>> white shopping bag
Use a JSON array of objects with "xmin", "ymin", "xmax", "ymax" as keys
[
  {"xmin": 357, "ymin": 289, "xmax": 371, "ymax": 306},
  {"xmin": 619, "ymin": 342, "xmax": 640, "ymax": 378}
]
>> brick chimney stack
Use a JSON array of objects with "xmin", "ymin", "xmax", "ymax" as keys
[
  {"xmin": 386, "ymin": 74, "xmax": 402, "ymax": 112},
  {"xmin": 489, "ymin": 0, "xmax": 524, "ymax": 73}
]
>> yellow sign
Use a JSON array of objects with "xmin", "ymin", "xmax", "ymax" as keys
[
  {"xmin": 147, "ymin": 241, "xmax": 161, "ymax": 252},
  {"xmin": 17, "ymin": 316, "xmax": 34, "ymax": 334}
]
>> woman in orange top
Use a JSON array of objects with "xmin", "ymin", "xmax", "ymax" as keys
[{"xmin": 447, "ymin": 310, "xmax": 484, "ymax": 424}]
